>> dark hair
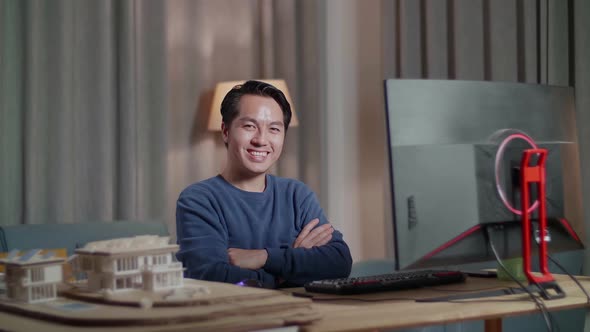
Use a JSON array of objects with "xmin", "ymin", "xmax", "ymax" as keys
[{"xmin": 220, "ymin": 80, "xmax": 292, "ymax": 131}]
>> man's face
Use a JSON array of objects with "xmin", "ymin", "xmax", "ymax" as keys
[{"xmin": 222, "ymin": 95, "xmax": 285, "ymax": 177}]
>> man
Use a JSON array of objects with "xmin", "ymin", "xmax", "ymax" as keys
[{"xmin": 176, "ymin": 80, "xmax": 352, "ymax": 288}]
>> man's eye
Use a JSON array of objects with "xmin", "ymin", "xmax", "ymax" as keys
[
  {"xmin": 244, "ymin": 124, "xmax": 256, "ymax": 129},
  {"xmin": 270, "ymin": 127, "xmax": 281, "ymax": 133}
]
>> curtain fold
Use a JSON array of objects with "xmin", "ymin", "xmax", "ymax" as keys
[
  {"xmin": 0, "ymin": 0, "xmax": 25, "ymax": 226},
  {"xmin": 1, "ymin": 0, "xmax": 309, "ymax": 232},
  {"xmin": 5, "ymin": 0, "xmax": 585, "ymax": 266},
  {"xmin": 0, "ymin": 0, "xmax": 167, "ymax": 226}
]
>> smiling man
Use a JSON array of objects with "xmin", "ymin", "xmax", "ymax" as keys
[{"xmin": 175, "ymin": 80, "xmax": 352, "ymax": 288}]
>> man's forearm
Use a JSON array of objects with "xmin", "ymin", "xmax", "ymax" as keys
[
  {"xmin": 183, "ymin": 256, "xmax": 277, "ymax": 288},
  {"xmin": 262, "ymin": 240, "xmax": 352, "ymax": 285},
  {"xmin": 227, "ymin": 248, "xmax": 268, "ymax": 270}
]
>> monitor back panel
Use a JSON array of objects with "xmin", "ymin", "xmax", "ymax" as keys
[{"xmin": 383, "ymin": 79, "xmax": 583, "ymax": 270}]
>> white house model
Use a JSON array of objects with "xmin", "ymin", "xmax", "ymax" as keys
[
  {"xmin": 0, "ymin": 249, "xmax": 65, "ymax": 303},
  {"xmin": 74, "ymin": 235, "xmax": 183, "ymax": 292}
]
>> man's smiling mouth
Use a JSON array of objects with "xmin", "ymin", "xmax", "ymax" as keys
[{"xmin": 248, "ymin": 150, "xmax": 269, "ymax": 157}]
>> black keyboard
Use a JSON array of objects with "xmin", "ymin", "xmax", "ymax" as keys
[{"xmin": 304, "ymin": 270, "xmax": 466, "ymax": 295}]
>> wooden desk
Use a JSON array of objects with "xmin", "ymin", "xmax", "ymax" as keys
[
  {"xmin": 0, "ymin": 279, "xmax": 318, "ymax": 332},
  {"xmin": 297, "ymin": 274, "xmax": 590, "ymax": 332},
  {"xmin": 0, "ymin": 275, "xmax": 588, "ymax": 331}
]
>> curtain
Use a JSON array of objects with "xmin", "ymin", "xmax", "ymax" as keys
[
  {"xmin": 164, "ymin": 0, "xmax": 322, "ymax": 239},
  {"xmin": 5, "ymin": 0, "xmax": 586, "ymax": 267},
  {"xmin": 0, "ymin": 0, "xmax": 167, "ymax": 225},
  {"xmin": 0, "ymin": 0, "xmax": 319, "ymax": 236}
]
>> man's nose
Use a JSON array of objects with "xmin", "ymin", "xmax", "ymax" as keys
[{"xmin": 251, "ymin": 130, "xmax": 268, "ymax": 145}]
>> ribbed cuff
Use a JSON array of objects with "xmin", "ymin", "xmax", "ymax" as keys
[{"xmin": 263, "ymin": 247, "xmax": 284, "ymax": 275}]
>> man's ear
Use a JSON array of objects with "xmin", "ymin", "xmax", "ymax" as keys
[{"xmin": 221, "ymin": 122, "xmax": 229, "ymax": 144}]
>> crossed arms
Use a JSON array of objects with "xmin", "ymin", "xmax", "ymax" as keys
[
  {"xmin": 227, "ymin": 218, "xmax": 333, "ymax": 270},
  {"xmin": 176, "ymin": 192, "xmax": 352, "ymax": 288}
]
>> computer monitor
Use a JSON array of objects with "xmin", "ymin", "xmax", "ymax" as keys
[{"xmin": 383, "ymin": 79, "xmax": 584, "ymax": 271}]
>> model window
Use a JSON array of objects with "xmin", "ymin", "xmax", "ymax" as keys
[
  {"xmin": 116, "ymin": 278, "xmax": 125, "ymax": 289},
  {"xmin": 133, "ymin": 275, "xmax": 141, "ymax": 287},
  {"xmin": 125, "ymin": 276, "xmax": 133, "ymax": 288},
  {"xmin": 31, "ymin": 284, "xmax": 53, "ymax": 300},
  {"xmin": 81, "ymin": 257, "xmax": 93, "ymax": 270},
  {"xmin": 130, "ymin": 257, "xmax": 138, "ymax": 270},
  {"xmin": 156, "ymin": 255, "xmax": 167, "ymax": 265},
  {"xmin": 31, "ymin": 285, "xmax": 42, "ymax": 300},
  {"xmin": 30, "ymin": 267, "xmax": 44, "ymax": 282},
  {"xmin": 163, "ymin": 273, "xmax": 168, "ymax": 285}
]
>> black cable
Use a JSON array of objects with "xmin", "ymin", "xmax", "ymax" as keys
[
  {"xmin": 528, "ymin": 219, "xmax": 590, "ymax": 304},
  {"xmin": 486, "ymin": 226, "xmax": 554, "ymax": 332},
  {"xmin": 292, "ymin": 285, "xmax": 508, "ymax": 303},
  {"xmin": 291, "ymin": 292, "xmax": 416, "ymax": 302},
  {"xmin": 492, "ymin": 246, "xmax": 555, "ymax": 332},
  {"xmin": 528, "ymin": 222, "xmax": 590, "ymax": 304},
  {"xmin": 429, "ymin": 285, "xmax": 508, "ymax": 293},
  {"xmin": 547, "ymin": 254, "xmax": 590, "ymax": 303},
  {"xmin": 307, "ymin": 296, "xmax": 417, "ymax": 302}
]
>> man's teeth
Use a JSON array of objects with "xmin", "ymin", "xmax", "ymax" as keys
[{"xmin": 250, "ymin": 151, "xmax": 268, "ymax": 157}]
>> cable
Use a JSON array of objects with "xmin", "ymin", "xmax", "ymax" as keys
[
  {"xmin": 527, "ymin": 223, "xmax": 587, "ymax": 307},
  {"xmin": 291, "ymin": 292, "xmax": 417, "ymax": 302},
  {"xmin": 530, "ymin": 220, "xmax": 590, "ymax": 304},
  {"xmin": 547, "ymin": 254, "xmax": 590, "ymax": 304},
  {"xmin": 307, "ymin": 296, "xmax": 417, "ymax": 302},
  {"xmin": 492, "ymin": 129, "xmax": 538, "ymax": 215},
  {"xmin": 429, "ymin": 285, "xmax": 508, "ymax": 293},
  {"xmin": 486, "ymin": 226, "xmax": 555, "ymax": 332}
]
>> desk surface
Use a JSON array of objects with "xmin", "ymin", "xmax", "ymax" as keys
[
  {"xmin": 0, "ymin": 274, "xmax": 589, "ymax": 332},
  {"xmin": 0, "ymin": 279, "xmax": 318, "ymax": 332},
  {"xmin": 297, "ymin": 274, "xmax": 590, "ymax": 332}
]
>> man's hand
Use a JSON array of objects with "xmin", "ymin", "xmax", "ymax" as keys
[
  {"xmin": 227, "ymin": 248, "xmax": 268, "ymax": 270},
  {"xmin": 293, "ymin": 218, "xmax": 334, "ymax": 249}
]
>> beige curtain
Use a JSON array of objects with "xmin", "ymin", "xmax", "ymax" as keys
[
  {"xmin": 3, "ymin": 0, "xmax": 589, "ymax": 269},
  {"xmin": 164, "ymin": 0, "xmax": 323, "ymax": 238},
  {"xmin": 0, "ymin": 0, "xmax": 167, "ymax": 225},
  {"xmin": 0, "ymin": 0, "xmax": 322, "ymax": 234}
]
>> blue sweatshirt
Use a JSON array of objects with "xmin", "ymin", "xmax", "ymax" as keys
[{"xmin": 175, "ymin": 174, "xmax": 352, "ymax": 288}]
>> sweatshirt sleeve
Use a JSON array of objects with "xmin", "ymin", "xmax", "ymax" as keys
[
  {"xmin": 176, "ymin": 188, "xmax": 277, "ymax": 288},
  {"xmin": 262, "ymin": 188, "xmax": 353, "ymax": 286}
]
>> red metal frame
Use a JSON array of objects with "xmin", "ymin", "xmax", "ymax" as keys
[
  {"xmin": 520, "ymin": 148, "xmax": 554, "ymax": 284},
  {"xmin": 520, "ymin": 148, "xmax": 565, "ymax": 299}
]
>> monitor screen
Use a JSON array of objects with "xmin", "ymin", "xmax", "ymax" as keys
[{"xmin": 383, "ymin": 79, "xmax": 584, "ymax": 271}]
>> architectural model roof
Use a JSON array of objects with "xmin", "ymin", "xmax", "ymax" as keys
[
  {"xmin": 75, "ymin": 235, "xmax": 178, "ymax": 255},
  {"xmin": 0, "ymin": 249, "xmax": 65, "ymax": 266}
]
